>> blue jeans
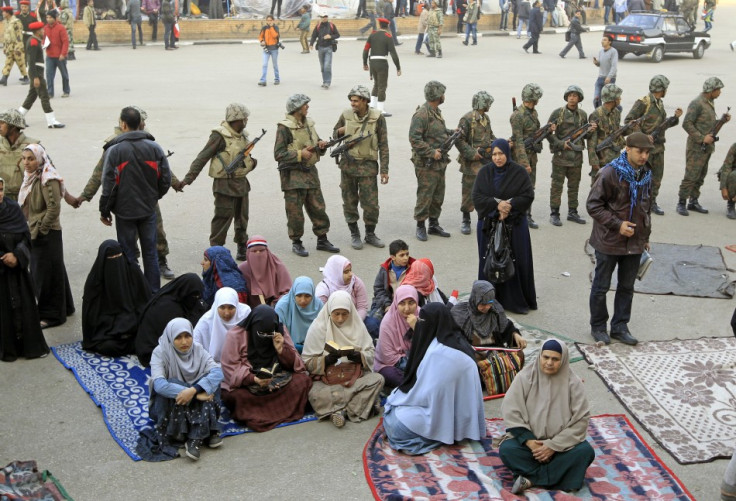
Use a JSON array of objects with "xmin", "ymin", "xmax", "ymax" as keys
[
  {"xmin": 131, "ymin": 20, "xmax": 142, "ymax": 47},
  {"xmin": 464, "ymin": 22, "xmax": 477, "ymax": 43},
  {"xmin": 604, "ymin": 5, "xmax": 612, "ymax": 23},
  {"xmin": 163, "ymin": 22, "xmax": 175, "ymax": 48},
  {"xmin": 45, "ymin": 57, "xmax": 70, "ymax": 97},
  {"xmin": 360, "ymin": 12, "xmax": 376, "ymax": 34},
  {"xmin": 415, "ymin": 33, "xmax": 425, "ymax": 52},
  {"xmin": 589, "ymin": 250, "xmax": 640, "ymax": 333},
  {"xmin": 317, "ymin": 46, "xmax": 332, "ymax": 86},
  {"xmin": 593, "ymin": 75, "xmax": 616, "ymax": 108},
  {"xmin": 116, "ymin": 211, "xmax": 160, "ymax": 292},
  {"xmin": 516, "ymin": 18, "xmax": 529, "ymax": 37},
  {"xmin": 614, "ymin": 11, "xmax": 625, "ymax": 24},
  {"xmin": 260, "ymin": 48, "xmax": 280, "ymax": 83}
]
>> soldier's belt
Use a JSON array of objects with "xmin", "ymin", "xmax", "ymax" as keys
[{"xmin": 369, "ymin": 55, "xmax": 388, "ymax": 60}]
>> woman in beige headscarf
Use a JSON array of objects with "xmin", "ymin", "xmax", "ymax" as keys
[
  {"xmin": 302, "ymin": 290, "xmax": 384, "ymax": 428},
  {"xmin": 499, "ymin": 339, "xmax": 594, "ymax": 495}
]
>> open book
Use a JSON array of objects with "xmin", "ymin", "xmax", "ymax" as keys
[
  {"xmin": 325, "ymin": 340, "xmax": 355, "ymax": 357},
  {"xmin": 254, "ymin": 362, "xmax": 279, "ymax": 379}
]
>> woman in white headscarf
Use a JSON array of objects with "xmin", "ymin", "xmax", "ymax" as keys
[
  {"xmin": 499, "ymin": 339, "xmax": 594, "ymax": 495},
  {"xmin": 302, "ymin": 290, "xmax": 384, "ymax": 428},
  {"xmin": 193, "ymin": 287, "xmax": 251, "ymax": 363},
  {"xmin": 148, "ymin": 318, "xmax": 224, "ymax": 461}
]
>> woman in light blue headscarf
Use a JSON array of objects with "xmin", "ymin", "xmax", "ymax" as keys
[{"xmin": 274, "ymin": 276, "xmax": 323, "ymax": 353}]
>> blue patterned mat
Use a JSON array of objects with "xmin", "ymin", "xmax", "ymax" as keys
[{"xmin": 52, "ymin": 341, "xmax": 317, "ymax": 461}]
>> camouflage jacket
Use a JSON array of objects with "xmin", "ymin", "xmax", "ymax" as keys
[
  {"xmin": 427, "ymin": 7, "xmax": 443, "ymax": 28},
  {"xmin": 410, "ymin": 102, "xmax": 452, "ymax": 170},
  {"xmin": 455, "ymin": 110, "xmax": 495, "ymax": 174},
  {"xmin": 510, "ymin": 104, "xmax": 541, "ymax": 168},
  {"xmin": 0, "ymin": 132, "xmax": 39, "ymax": 200},
  {"xmin": 624, "ymin": 93, "xmax": 677, "ymax": 154},
  {"xmin": 3, "ymin": 16, "xmax": 24, "ymax": 52},
  {"xmin": 587, "ymin": 105, "xmax": 623, "ymax": 168},
  {"xmin": 274, "ymin": 115, "xmax": 323, "ymax": 191},
  {"xmin": 333, "ymin": 109, "xmax": 389, "ymax": 177},
  {"xmin": 719, "ymin": 142, "xmax": 736, "ymax": 190},
  {"xmin": 683, "ymin": 94, "xmax": 717, "ymax": 153},
  {"xmin": 547, "ymin": 105, "xmax": 589, "ymax": 166}
]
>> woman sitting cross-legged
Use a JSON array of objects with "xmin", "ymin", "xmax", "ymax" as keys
[
  {"xmin": 302, "ymin": 290, "xmax": 384, "ymax": 428},
  {"xmin": 373, "ymin": 285, "xmax": 420, "ymax": 388},
  {"xmin": 238, "ymin": 235, "xmax": 292, "ymax": 308},
  {"xmin": 499, "ymin": 339, "xmax": 594, "ymax": 495},
  {"xmin": 193, "ymin": 287, "xmax": 251, "ymax": 363},
  {"xmin": 201, "ymin": 245, "xmax": 249, "ymax": 308},
  {"xmin": 274, "ymin": 276, "xmax": 323, "ymax": 353},
  {"xmin": 383, "ymin": 302, "xmax": 486, "ymax": 455},
  {"xmin": 220, "ymin": 305, "xmax": 312, "ymax": 432},
  {"xmin": 148, "ymin": 318, "xmax": 224, "ymax": 461}
]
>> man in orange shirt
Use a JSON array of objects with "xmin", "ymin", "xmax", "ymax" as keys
[{"xmin": 258, "ymin": 15, "xmax": 281, "ymax": 87}]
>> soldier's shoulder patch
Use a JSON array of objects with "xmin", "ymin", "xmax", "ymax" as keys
[
  {"xmin": 30, "ymin": 12, "xmax": 36, "ymax": 17},
  {"xmin": 30, "ymin": 38, "xmax": 38, "ymax": 46},
  {"xmin": 385, "ymin": 32, "xmax": 393, "ymax": 38}
]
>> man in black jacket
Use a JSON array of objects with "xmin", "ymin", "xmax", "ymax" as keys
[
  {"xmin": 559, "ymin": 10, "xmax": 587, "ymax": 59},
  {"xmin": 100, "ymin": 106, "xmax": 171, "ymax": 292},
  {"xmin": 523, "ymin": 1, "xmax": 543, "ymax": 53},
  {"xmin": 310, "ymin": 14, "xmax": 340, "ymax": 89}
]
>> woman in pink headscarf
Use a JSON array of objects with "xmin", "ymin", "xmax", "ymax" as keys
[
  {"xmin": 374, "ymin": 285, "xmax": 420, "ymax": 388},
  {"xmin": 238, "ymin": 235, "xmax": 292, "ymax": 309},
  {"xmin": 315, "ymin": 254, "xmax": 369, "ymax": 319}
]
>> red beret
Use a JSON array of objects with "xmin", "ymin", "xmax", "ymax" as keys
[
  {"xmin": 1, "ymin": 6, "xmax": 14, "ymax": 11},
  {"xmin": 19, "ymin": 0, "xmax": 30, "ymax": 4},
  {"xmin": 377, "ymin": 17, "xmax": 389, "ymax": 24},
  {"xmin": 28, "ymin": 20, "xmax": 44, "ymax": 29}
]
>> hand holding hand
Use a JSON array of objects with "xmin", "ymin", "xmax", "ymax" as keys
[
  {"xmin": 175, "ymin": 387, "xmax": 196, "ymax": 405},
  {"xmin": 196, "ymin": 392, "xmax": 214, "ymax": 402},
  {"xmin": 532, "ymin": 444, "xmax": 555, "ymax": 463}
]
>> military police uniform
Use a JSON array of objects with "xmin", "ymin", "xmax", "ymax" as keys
[
  {"xmin": 410, "ymin": 80, "xmax": 453, "ymax": 240},
  {"xmin": 333, "ymin": 85, "xmax": 389, "ymax": 249},
  {"xmin": 16, "ymin": 1, "xmax": 36, "ymax": 48},
  {"xmin": 587, "ymin": 84, "xmax": 623, "ymax": 185},
  {"xmin": 510, "ymin": 83, "xmax": 544, "ymax": 228},
  {"xmin": 20, "ymin": 22, "xmax": 65, "ymax": 129},
  {"xmin": 184, "ymin": 103, "xmax": 256, "ymax": 261},
  {"xmin": 719, "ymin": 143, "xmax": 736, "ymax": 219},
  {"xmin": 0, "ymin": 109, "xmax": 37, "ymax": 200},
  {"xmin": 2, "ymin": 8, "xmax": 28, "ymax": 85},
  {"xmin": 456, "ymin": 91, "xmax": 495, "ymax": 235},
  {"xmin": 362, "ymin": 21, "xmax": 401, "ymax": 115}
]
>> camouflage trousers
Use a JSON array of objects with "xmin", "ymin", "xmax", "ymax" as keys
[
  {"xmin": 369, "ymin": 59, "xmax": 389, "ymax": 102},
  {"xmin": 2, "ymin": 48, "xmax": 27, "ymax": 77},
  {"xmin": 678, "ymin": 146, "xmax": 711, "ymax": 200},
  {"xmin": 550, "ymin": 162, "xmax": 582, "ymax": 210},
  {"xmin": 649, "ymin": 150, "xmax": 664, "ymax": 201},
  {"xmin": 210, "ymin": 191, "xmax": 249, "ymax": 246},
  {"xmin": 155, "ymin": 204, "xmax": 169, "ymax": 257},
  {"xmin": 724, "ymin": 170, "xmax": 736, "ymax": 199},
  {"xmin": 283, "ymin": 187, "xmax": 330, "ymax": 241},
  {"xmin": 340, "ymin": 171, "xmax": 379, "ymax": 226},
  {"xmin": 427, "ymin": 26, "xmax": 441, "ymax": 54},
  {"xmin": 414, "ymin": 166, "xmax": 446, "ymax": 221},
  {"xmin": 460, "ymin": 173, "xmax": 477, "ymax": 213}
]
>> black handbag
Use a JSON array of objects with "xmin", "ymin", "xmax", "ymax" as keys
[
  {"xmin": 483, "ymin": 219, "xmax": 515, "ymax": 284},
  {"xmin": 564, "ymin": 30, "xmax": 571, "ymax": 42}
]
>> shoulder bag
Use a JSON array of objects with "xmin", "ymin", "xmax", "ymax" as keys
[{"xmin": 483, "ymin": 218, "xmax": 515, "ymax": 284}]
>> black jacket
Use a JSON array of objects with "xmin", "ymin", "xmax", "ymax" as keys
[
  {"xmin": 99, "ymin": 130, "xmax": 171, "ymax": 220},
  {"xmin": 309, "ymin": 20, "xmax": 340, "ymax": 48},
  {"xmin": 529, "ymin": 6, "xmax": 543, "ymax": 34}
]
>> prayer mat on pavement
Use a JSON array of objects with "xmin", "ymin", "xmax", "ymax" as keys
[
  {"xmin": 363, "ymin": 414, "xmax": 694, "ymax": 500},
  {"xmin": 0, "ymin": 460, "xmax": 72, "ymax": 501},
  {"xmin": 51, "ymin": 341, "xmax": 316, "ymax": 461},
  {"xmin": 584, "ymin": 241, "xmax": 736, "ymax": 299},
  {"xmin": 578, "ymin": 337, "xmax": 736, "ymax": 464}
]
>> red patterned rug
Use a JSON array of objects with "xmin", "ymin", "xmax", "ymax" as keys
[{"xmin": 363, "ymin": 414, "xmax": 694, "ymax": 500}]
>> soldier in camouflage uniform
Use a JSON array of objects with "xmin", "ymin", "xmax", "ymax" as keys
[
  {"xmin": 426, "ymin": 0, "xmax": 443, "ymax": 58},
  {"xmin": 0, "ymin": 108, "xmax": 37, "ymax": 200},
  {"xmin": 274, "ymin": 93, "xmax": 340, "ymax": 257},
  {"xmin": 410, "ymin": 80, "xmax": 454, "ymax": 241},
  {"xmin": 178, "ymin": 103, "xmax": 256, "ymax": 262},
  {"xmin": 74, "ymin": 106, "xmax": 177, "ymax": 279},
  {"xmin": 679, "ymin": 0, "xmax": 698, "ymax": 27},
  {"xmin": 1, "ymin": 7, "xmax": 29, "ymax": 86},
  {"xmin": 547, "ymin": 85, "xmax": 596, "ymax": 226},
  {"xmin": 624, "ymin": 75, "xmax": 682, "ymax": 215},
  {"xmin": 456, "ymin": 90, "xmax": 495, "ymax": 235},
  {"xmin": 59, "ymin": 0, "xmax": 75, "ymax": 61},
  {"xmin": 676, "ymin": 77, "xmax": 731, "ymax": 216},
  {"xmin": 333, "ymin": 85, "xmax": 389, "ymax": 250},
  {"xmin": 587, "ymin": 83, "xmax": 623, "ymax": 185},
  {"xmin": 510, "ymin": 82, "xmax": 549, "ymax": 229},
  {"xmin": 719, "ymin": 143, "xmax": 736, "ymax": 220}
]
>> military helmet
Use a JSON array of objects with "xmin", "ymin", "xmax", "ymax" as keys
[
  {"xmin": 472, "ymin": 91, "xmax": 494, "ymax": 111},
  {"xmin": 703, "ymin": 77, "xmax": 725, "ymax": 93},
  {"xmin": 600, "ymin": 83, "xmax": 622, "ymax": 103},
  {"xmin": 0, "ymin": 108, "xmax": 27, "ymax": 129},
  {"xmin": 521, "ymin": 83, "xmax": 543, "ymax": 102},
  {"xmin": 648, "ymin": 75, "xmax": 670, "ymax": 93},
  {"xmin": 225, "ymin": 103, "xmax": 250, "ymax": 122},
  {"xmin": 128, "ymin": 105, "xmax": 148, "ymax": 122},
  {"xmin": 286, "ymin": 94, "xmax": 311, "ymax": 114},
  {"xmin": 424, "ymin": 80, "xmax": 446, "ymax": 102},
  {"xmin": 563, "ymin": 85, "xmax": 584, "ymax": 102},
  {"xmin": 348, "ymin": 85, "xmax": 371, "ymax": 101}
]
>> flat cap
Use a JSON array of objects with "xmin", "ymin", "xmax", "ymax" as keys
[{"xmin": 626, "ymin": 132, "xmax": 654, "ymax": 150}]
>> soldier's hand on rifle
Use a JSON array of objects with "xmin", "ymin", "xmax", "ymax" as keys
[
  {"xmin": 336, "ymin": 126, "xmax": 346, "ymax": 136},
  {"xmin": 563, "ymin": 140, "xmax": 572, "ymax": 151},
  {"xmin": 703, "ymin": 134, "xmax": 715, "ymax": 145},
  {"xmin": 380, "ymin": 174, "xmax": 389, "ymax": 185},
  {"xmin": 589, "ymin": 122, "xmax": 598, "ymax": 131},
  {"xmin": 433, "ymin": 149, "xmax": 442, "ymax": 160},
  {"xmin": 549, "ymin": 123, "xmax": 557, "ymax": 132},
  {"xmin": 473, "ymin": 150, "xmax": 482, "ymax": 161},
  {"xmin": 674, "ymin": 107, "xmax": 683, "ymax": 118},
  {"xmin": 301, "ymin": 147, "xmax": 314, "ymax": 161},
  {"xmin": 317, "ymin": 140, "xmax": 327, "ymax": 149},
  {"xmin": 726, "ymin": 113, "xmax": 732, "ymax": 123}
]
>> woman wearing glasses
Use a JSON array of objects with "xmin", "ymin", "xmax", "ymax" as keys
[{"xmin": 220, "ymin": 305, "xmax": 312, "ymax": 432}]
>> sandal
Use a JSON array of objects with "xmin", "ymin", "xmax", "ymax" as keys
[{"xmin": 330, "ymin": 411, "xmax": 346, "ymax": 428}]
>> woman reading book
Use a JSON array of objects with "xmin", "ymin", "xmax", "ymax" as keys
[{"xmin": 220, "ymin": 305, "xmax": 312, "ymax": 432}]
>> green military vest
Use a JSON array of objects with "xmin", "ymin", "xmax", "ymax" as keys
[
  {"xmin": 208, "ymin": 122, "xmax": 250, "ymax": 179},
  {"xmin": 278, "ymin": 114, "xmax": 321, "ymax": 167},
  {"xmin": 341, "ymin": 108, "xmax": 380, "ymax": 162},
  {"xmin": 0, "ymin": 132, "xmax": 39, "ymax": 200}
]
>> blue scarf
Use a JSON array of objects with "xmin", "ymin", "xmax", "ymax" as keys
[
  {"xmin": 609, "ymin": 151, "xmax": 651, "ymax": 221},
  {"xmin": 202, "ymin": 246, "xmax": 249, "ymax": 307}
]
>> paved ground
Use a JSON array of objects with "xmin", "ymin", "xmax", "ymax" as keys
[{"xmin": 2, "ymin": 8, "xmax": 735, "ymax": 500}]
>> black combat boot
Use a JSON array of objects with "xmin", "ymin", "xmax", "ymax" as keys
[
  {"xmin": 348, "ymin": 222, "xmax": 363, "ymax": 250},
  {"xmin": 19, "ymin": 76, "xmax": 29, "ymax": 84},
  {"xmin": 292, "ymin": 240, "xmax": 309, "ymax": 257},
  {"xmin": 527, "ymin": 209, "xmax": 539, "ymax": 229},
  {"xmin": 426, "ymin": 51, "xmax": 436, "ymax": 57},
  {"xmin": 460, "ymin": 212, "xmax": 471, "ymax": 235},
  {"xmin": 364, "ymin": 225, "xmax": 385, "ymax": 248},
  {"xmin": 236, "ymin": 243, "xmax": 247, "ymax": 261},
  {"xmin": 416, "ymin": 220, "xmax": 428, "ymax": 241},
  {"xmin": 158, "ymin": 256, "xmax": 175, "ymax": 280},
  {"xmin": 316, "ymin": 235, "xmax": 340, "ymax": 253},
  {"xmin": 428, "ymin": 218, "xmax": 450, "ymax": 237},
  {"xmin": 550, "ymin": 208, "xmax": 562, "ymax": 226},
  {"xmin": 687, "ymin": 198, "xmax": 709, "ymax": 214},
  {"xmin": 676, "ymin": 199, "xmax": 689, "ymax": 216},
  {"xmin": 0, "ymin": 75, "xmax": 7, "ymax": 86},
  {"xmin": 727, "ymin": 201, "xmax": 736, "ymax": 220},
  {"xmin": 437, "ymin": 50, "xmax": 443, "ymax": 58},
  {"xmin": 651, "ymin": 199, "xmax": 665, "ymax": 215},
  {"xmin": 567, "ymin": 209, "xmax": 586, "ymax": 224}
]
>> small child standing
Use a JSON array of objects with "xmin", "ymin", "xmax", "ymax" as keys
[
  {"xmin": 702, "ymin": 5, "xmax": 714, "ymax": 32},
  {"xmin": 297, "ymin": 6, "xmax": 312, "ymax": 53}
]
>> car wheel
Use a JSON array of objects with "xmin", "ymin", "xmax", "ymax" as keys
[
  {"xmin": 693, "ymin": 42, "xmax": 705, "ymax": 59},
  {"xmin": 650, "ymin": 45, "xmax": 664, "ymax": 63}
]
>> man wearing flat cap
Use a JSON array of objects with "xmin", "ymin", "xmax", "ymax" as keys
[
  {"xmin": 587, "ymin": 131, "xmax": 654, "ymax": 347},
  {"xmin": 2, "ymin": 6, "xmax": 29, "ymax": 86}
]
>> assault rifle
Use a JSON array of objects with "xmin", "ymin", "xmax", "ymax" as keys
[
  {"xmin": 330, "ymin": 132, "xmax": 373, "ymax": 161},
  {"xmin": 558, "ymin": 122, "xmax": 595, "ymax": 152},
  {"xmin": 649, "ymin": 115, "xmax": 679, "ymax": 143},
  {"xmin": 595, "ymin": 117, "xmax": 643, "ymax": 154},
  {"xmin": 277, "ymin": 135, "xmax": 351, "ymax": 172},
  {"xmin": 225, "ymin": 128, "xmax": 267, "ymax": 175},
  {"xmin": 701, "ymin": 106, "xmax": 731, "ymax": 152},
  {"xmin": 426, "ymin": 128, "xmax": 464, "ymax": 168},
  {"xmin": 523, "ymin": 123, "xmax": 554, "ymax": 153}
]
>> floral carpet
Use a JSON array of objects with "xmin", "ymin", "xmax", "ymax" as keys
[
  {"xmin": 52, "ymin": 341, "xmax": 317, "ymax": 461},
  {"xmin": 577, "ymin": 337, "xmax": 736, "ymax": 464},
  {"xmin": 363, "ymin": 415, "xmax": 694, "ymax": 500}
]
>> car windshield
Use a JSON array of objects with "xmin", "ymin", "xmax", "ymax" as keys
[{"xmin": 619, "ymin": 14, "xmax": 660, "ymax": 29}]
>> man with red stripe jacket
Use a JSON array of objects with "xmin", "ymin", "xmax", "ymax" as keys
[{"xmin": 99, "ymin": 106, "xmax": 171, "ymax": 292}]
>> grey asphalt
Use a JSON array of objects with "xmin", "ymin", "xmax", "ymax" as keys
[{"xmin": 1, "ymin": 8, "xmax": 735, "ymax": 500}]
